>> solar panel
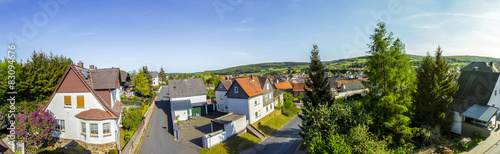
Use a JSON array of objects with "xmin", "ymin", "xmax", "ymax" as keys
[{"xmin": 80, "ymin": 70, "xmax": 88, "ymax": 79}]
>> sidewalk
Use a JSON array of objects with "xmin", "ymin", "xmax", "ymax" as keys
[{"xmin": 464, "ymin": 128, "xmax": 500, "ymax": 154}]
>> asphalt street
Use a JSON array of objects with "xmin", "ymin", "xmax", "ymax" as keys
[
  {"xmin": 137, "ymin": 87, "xmax": 198, "ymax": 154},
  {"xmin": 241, "ymin": 116, "xmax": 302, "ymax": 154}
]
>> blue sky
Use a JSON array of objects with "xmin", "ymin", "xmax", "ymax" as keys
[{"xmin": 1, "ymin": 0, "xmax": 500, "ymax": 73}]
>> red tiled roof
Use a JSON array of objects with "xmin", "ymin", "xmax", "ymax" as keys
[
  {"xmin": 274, "ymin": 82, "xmax": 293, "ymax": 90},
  {"xmin": 293, "ymin": 83, "xmax": 309, "ymax": 92},
  {"xmin": 75, "ymin": 109, "xmax": 114, "ymax": 120},
  {"xmin": 235, "ymin": 78, "xmax": 265, "ymax": 97}
]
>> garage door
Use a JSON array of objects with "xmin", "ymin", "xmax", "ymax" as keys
[
  {"xmin": 192, "ymin": 107, "xmax": 202, "ymax": 115},
  {"xmin": 207, "ymin": 104, "xmax": 214, "ymax": 113},
  {"xmin": 201, "ymin": 106, "xmax": 207, "ymax": 115}
]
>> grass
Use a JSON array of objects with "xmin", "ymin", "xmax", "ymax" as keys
[
  {"xmin": 120, "ymin": 128, "xmax": 126, "ymax": 150},
  {"xmin": 199, "ymin": 133, "xmax": 261, "ymax": 154},
  {"xmin": 252, "ymin": 108, "xmax": 300, "ymax": 137}
]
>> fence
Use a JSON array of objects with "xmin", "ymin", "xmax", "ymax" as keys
[{"xmin": 202, "ymin": 130, "xmax": 226, "ymax": 148}]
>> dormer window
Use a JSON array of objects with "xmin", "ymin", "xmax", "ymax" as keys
[{"xmin": 235, "ymin": 87, "xmax": 238, "ymax": 93}]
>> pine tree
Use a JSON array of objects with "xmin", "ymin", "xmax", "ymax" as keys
[
  {"xmin": 159, "ymin": 67, "xmax": 167, "ymax": 85},
  {"xmin": 142, "ymin": 66, "xmax": 153, "ymax": 86},
  {"xmin": 364, "ymin": 22, "xmax": 417, "ymax": 148},
  {"xmin": 414, "ymin": 46, "xmax": 458, "ymax": 129},
  {"xmin": 299, "ymin": 44, "xmax": 335, "ymax": 143}
]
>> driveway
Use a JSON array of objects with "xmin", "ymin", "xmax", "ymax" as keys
[
  {"xmin": 137, "ymin": 87, "xmax": 198, "ymax": 154},
  {"xmin": 178, "ymin": 112, "xmax": 226, "ymax": 149},
  {"xmin": 241, "ymin": 116, "xmax": 302, "ymax": 154}
]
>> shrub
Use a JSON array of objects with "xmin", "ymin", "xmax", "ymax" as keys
[
  {"xmin": 109, "ymin": 149, "xmax": 118, "ymax": 154},
  {"xmin": 74, "ymin": 145, "xmax": 85, "ymax": 153}
]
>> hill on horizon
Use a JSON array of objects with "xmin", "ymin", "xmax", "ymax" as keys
[{"xmin": 206, "ymin": 55, "xmax": 500, "ymax": 75}]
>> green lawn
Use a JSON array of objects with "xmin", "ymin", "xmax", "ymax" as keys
[
  {"xmin": 199, "ymin": 133, "xmax": 261, "ymax": 154},
  {"xmin": 256, "ymin": 108, "xmax": 299, "ymax": 136}
]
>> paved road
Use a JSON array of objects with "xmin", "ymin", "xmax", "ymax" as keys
[
  {"xmin": 242, "ymin": 116, "xmax": 302, "ymax": 154},
  {"xmin": 137, "ymin": 87, "xmax": 198, "ymax": 154}
]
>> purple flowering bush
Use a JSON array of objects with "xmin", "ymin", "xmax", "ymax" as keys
[{"xmin": 14, "ymin": 109, "xmax": 56, "ymax": 147}]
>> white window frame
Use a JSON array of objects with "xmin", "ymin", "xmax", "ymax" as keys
[
  {"xmin": 90, "ymin": 123, "xmax": 98, "ymax": 136},
  {"xmin": 56, "ymin": 119, "xmax": 65, "ymax": 131},
  {"xmin": 81, "ymin": 122, "xmax": 86, "ymax": 134},
  {"xmin": 103, "ymin": 123, "xmax": 110, "ymax": 135},
  {"xmin": 235, "ymin": 87, "xmax": 238, "ymax": 93}
]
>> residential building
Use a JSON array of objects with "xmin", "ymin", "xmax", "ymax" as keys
[
  {"xmin": 274, "ymin": 82, "xmax": 293, "ymax": 93},
  {"xmin": 150, "ymin": 71, "xmax": 159, "ymax": 86},
  {"xmin": 449, "ymin": 69, "xmax": 500, "ymax": 136},
  {"xmin": 214, "ymin": 80, "xmax": 232, "ymax": 113},
  {"xmin": 169, "ymin": 78, "xmax": 207, "ymax": 121},
  {"xmin": 226, "ymin": 76, "xmax": 276, "ymax": 124},
  {"xmin": 292, "ymin": 83, "xmax": 308, "ymax": 97},
  {"xmin": 43, "ymin": 62, "xmax": 122, "ymax": 151}
]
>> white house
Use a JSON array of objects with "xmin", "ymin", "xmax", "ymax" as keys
[
  {"xmin": 214, "ymin": 80, "xmax": 232, "ymax": 113},
  {"xmin": 43, "ymin": 62, "xmax": 122, "ymax": 151},
  {"xmin": 150, "ymin": 71, "xmax": 159, "ymax": 86},
  {"xmin": 169, "ymin": 78, "xmax": 207, "ymax": 121},
  {"xmin": 450, "ymin": 69, "xmax": 500, "ymax": 136},
  {"xmin": 226, "ymin": 76, "xmax": 276, "ymax": 124}
]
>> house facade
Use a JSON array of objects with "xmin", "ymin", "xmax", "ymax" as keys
[
  {"xmin": 43, "ymin": 62, "xmax": 122, "ymax": 151},
  {"xmin": 215, "ymin": 80, "xmax": 232, "ymax": 113},
  {"xmin": 169, "ymin": 78, "xmax": 207, "ymax": 121},
  {"xmin": 450, "ymin": 69, "xmax": 500, "ymax": 136},
  {"xmin": 151, "ymin": 71, "xmax": 159, "ymax": 86},
  {"xmin": 226, "ymin": 76, "xmax": 276, "ymax": 124}
]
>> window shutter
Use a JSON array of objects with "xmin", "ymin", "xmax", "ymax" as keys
[
  {"xmin": 64, "ymin": 96, "xmax": 71, "ymax": 105},
  {"xmin": 77, "ymin": 96, "xmax": 85, "ymax": 108}
]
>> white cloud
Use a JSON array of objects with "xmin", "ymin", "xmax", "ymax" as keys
[{"xmin": 404, "ymin": 12, "xmax": 500, "ymax": 21}]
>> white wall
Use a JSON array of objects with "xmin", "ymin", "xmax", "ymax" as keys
[
  {"xmin": 202, "ymin": 131, "xmax": 226, "ymax": 148},
  {"xmin": 224, "ymin": 116, "xmax": 247, "ymax": 138},
  {"xmin": 46, "ymin": 92, "xmax": 118, "ymax": 144},
  {"xmin": 174, "ymin": 110, "xmax": 189, "ymax": 121},
  {"xmin": 487, "ymin": 77, "xmax": 500, "ymax": 108},
  {"xmin": 152, "ymin": 77, "xmax": 159, "ymax": 86},
  {"xmin": 451, "ymin": 111, "xmax": 462, "ymax": 134},
  {"xmin": 171, "ymin": 95, "xmax": 206, "ymax": 106},
  {"xmin": 227, "ymin": 98, "xmax": 250, "ymax": 122},
  {"xmin": 215, "ymin": 91, "xmax": 228, "ymax": 112}
]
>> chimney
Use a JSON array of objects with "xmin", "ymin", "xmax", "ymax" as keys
[
  {"xmin": 89, "ymin": 65, "xmax": 95, "ymax": 70},
  {"xmin": 490, "ymin": 62, "xmax": 493, "ymax": 67},
  {"xmin": 250, "ymin": 75, "xmax": 254, "ymax": 79},
  {"xmin": 78, "ymin": 61, "xmax": 83, "ymax": 68}
]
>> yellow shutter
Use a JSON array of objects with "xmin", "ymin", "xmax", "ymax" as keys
[
  {"xmin": 77, "ymin": 96, "xmax": 84, "ymax": 108},
  {"xmin": 64, "ymin": 96, "xmax": 71, "ymax": 105}
]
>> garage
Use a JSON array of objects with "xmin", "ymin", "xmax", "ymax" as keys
[{"xmin": 192, "ymin": 106, "xmax": 202, "ymax": 115}]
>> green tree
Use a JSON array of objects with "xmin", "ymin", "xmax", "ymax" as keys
[
  {"xmin": 142, "ymin": 66, "xmax": 152, "ymax": 85},
  {"xmin": 299, "ymin": 44, "xmax": 335, "ymax": 143},
  {"xmin": 183, "ymin": 73, "xmax": 188, "ymax": 79},
  {"xmin": 135, "ymin": 70, "xmax": 151, "ymax": 97},
  {"xmin": 364, "ymin": 22, "xmax": 417, "ymax": 148},
  {"xmin": 413, "ymin": 46, "xmax": 458, "ymax": 129},
  {"xmin": 159, "ymin": 67, "xmax": 167, "ymax": 85},
  {"xmin": 309, "ymin": 133, "xmax": 352, "ymax": 154}
]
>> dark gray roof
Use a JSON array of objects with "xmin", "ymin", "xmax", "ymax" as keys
[
  {"xmin": 342, "ymin": 82, "xmax": 365, "ymax": 91},
  {"xmin": 120, "ymin": 72, "xmax": 130, "ymax": 82},
  {"xmin": 450, "ymin": 70, "xmax": 500, "ymax": 112},
  {"xmin": 461, "ymin": 104, "xmax": 498, "ymax": 122},
  {"xmin": 168, "ymin": 78, "xmax": 207, "ymax": 97},
  {"xmin": 150, "ymin": 71, "xmax": 159, "ymax": 78},
  {"xmin": 212, "ymin": 113, "xmax": 246, "ymax": 124},
  {"xmin": 171, "ymin": 100, "xmax": 192, "ymax": 111},
  {"xmin": 461, "ymin": 62, "xmax": 499, "ymax": 73}
]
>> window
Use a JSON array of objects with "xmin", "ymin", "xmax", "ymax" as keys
[
  {"xmin": 77, "ymin": 96, "xmax": 84, "ymax": 108},
  {"xmin": 91, "ymin": 123, "xmax": 98, "ymax": 136},
  {"xmin": 266, "ymin": 106, "xmax": 268, "ymax": 112},
  {"xmin": 103, "ymin": 123, "xmax": 110, "ymax": 135},
  {"xmin": 219, "ymin": 84, "xmax": 222, "ymax": 88},
  {"xmin": 56, "ymin": 119, "xmax": 65, "ymax": 130},
  {"xmin": 270, "ymin": 105, "xmax": 273, "ymax": 110},
  {"xmin": 255, "ymin": 112, "xmax": 258, "ymax": 118},
  {"xmin": 496, "ymin": 90, "xmax": 498, "ymax": 96},
  {"xmin": 235, "ymin": 87, "xmax": 238, "ymax": 93},
  {"xmin": 81, "ymin": 122, "xmax": 86, "ymax": 134},
  {"xmin": 255, "ymin": 100, "xmax": 258, "ymax": 106},
  {"xmin": 64, "ymin": 96, "xmax": 71, "ymax": 107}
]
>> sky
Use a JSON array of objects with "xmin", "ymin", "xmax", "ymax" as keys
[{"xmin": 1, "ymin": 0, "xmax": 500, "ymax": 73}]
